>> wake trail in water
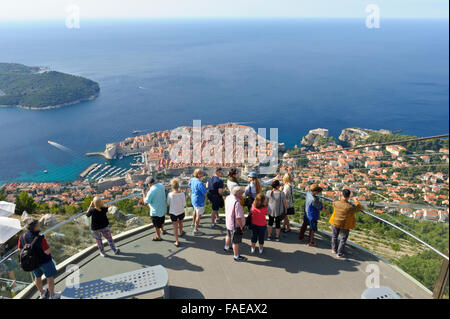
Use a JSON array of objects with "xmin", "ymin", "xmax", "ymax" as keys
[{"xmin": 48, "ymin": 141, "xmax": 76, "ymax": 156}]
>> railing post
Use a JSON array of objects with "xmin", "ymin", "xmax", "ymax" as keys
[{"xmin": 433, "ymin": 247, "xmax": 449, "ymax": 299}]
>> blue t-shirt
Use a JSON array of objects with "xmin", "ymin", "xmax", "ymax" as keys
[
  {"xmin": 144, "ymin": 183, "xmax": 167, "ymax": 217},
  {"xmin": 189, "ymin": 177, "xmax": 207, "ymax": 207}
]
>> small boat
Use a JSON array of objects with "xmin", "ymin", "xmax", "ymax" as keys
[{"xmin": 43, "ymin": 170, "xmax": 48, "ymax": 174}]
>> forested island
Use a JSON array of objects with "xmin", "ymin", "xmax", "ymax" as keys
[{"xmin": 0, "ymin": 63, "xmax": 100, "ymax": 110}]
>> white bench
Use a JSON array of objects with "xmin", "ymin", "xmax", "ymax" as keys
[{"xmin": 61, "ymin": 265, "xmax": 169, "ymax": 299}]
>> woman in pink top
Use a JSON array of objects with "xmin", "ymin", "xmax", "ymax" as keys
[{"xmin": 250, "ymin": 193, "xmax": 268, "ymax": 254}]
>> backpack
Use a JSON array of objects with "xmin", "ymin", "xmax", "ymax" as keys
[{"xmin": 19, "ymin": 234, "xmax": 40, "ymax": 272}]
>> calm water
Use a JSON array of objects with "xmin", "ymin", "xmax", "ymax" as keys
[{"xmin": 0, "ymin": 19, "xmax": 448, "ymax": 183}]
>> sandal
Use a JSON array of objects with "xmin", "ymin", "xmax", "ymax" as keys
[
  {"xmin": 174, "ymin": 242, "xmax": 180, "ymax": 247},
  {"xmin": 152, "ymin": 237, "xmax": 163, "ymax": 241},
  {"xmin": 308, "ymin": 242, "xmax": 317, "ymax": 247}
]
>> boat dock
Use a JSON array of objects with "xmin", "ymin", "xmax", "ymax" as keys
[{"xmin": 79, "ymin": 164, "xmax": 98, "ymax": 178}]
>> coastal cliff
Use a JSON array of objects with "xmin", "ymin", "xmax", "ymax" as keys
[
  {"xmin": 339, "ymin": 128, "xmax": 393, "ymax": 146},
  {"xmin": 301, "ymin": 128, "xmax": 330, "ymax": 147},
  {"xmin": 300, "ymin": 127, "xmax": 395, "ymax": 148}
]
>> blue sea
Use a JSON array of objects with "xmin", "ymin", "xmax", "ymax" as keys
[{"xmin": 0, "ymin": 19, "xmax": 448, "ymax": 183}]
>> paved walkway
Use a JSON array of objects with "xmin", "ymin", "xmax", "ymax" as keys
[{"xmin": 33, "ymin": 219, "xmax": 431, "ymax": 299}]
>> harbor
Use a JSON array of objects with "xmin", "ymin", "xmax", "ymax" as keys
[{"xmin": 78, "ymin": 153, "xmax": 144, "ymax": 183}]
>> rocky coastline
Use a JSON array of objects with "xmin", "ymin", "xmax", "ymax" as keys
[
  {"xmin": 0, "ymin": 92, "xmax": 99, "ymax": 110},
  {"xmin": 301, "ymin": 127, "xmax": 394, "ymax": 147}
]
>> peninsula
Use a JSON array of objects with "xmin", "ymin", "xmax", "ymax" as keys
[{"xmin": 0, "ymin": 63, "xmax": 100, "ymax": 110}]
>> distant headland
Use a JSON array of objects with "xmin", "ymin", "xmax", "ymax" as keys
[{"xmin": 0, "ymin": 63, "xmax": 100, "ymax": 110}]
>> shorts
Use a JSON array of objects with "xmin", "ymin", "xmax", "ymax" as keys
[
  {"xmin": 194, "ymin": 206, "xmax": 205, "ymax": 216},
  {"xmin": 208, "ymin": 193, "xmax": 223, "ymax": 211},
  {"xmin": 32, "ymin": 260, "xmax": 57, "ymax": 278},
  {"xmin": 169, "ymin": 213, "xmax": 185, "ymax": 222},
  {"xmin": 286, "ymin": 207, "xmax": 295, "ymax": 215},
  {"xmin": 268, "ymin": 215, "xmax": 283, "ymax": 228},
  {"xmin": 227, "ymin": 228, "xmax": 243, "ymax": 244},
  {"xmin": 151, "ymin": 216, "xmax": 165, "ymax": 228},
  {"xmin": 303, "ymin": 214, "xmax": 318, "ymax": 232}
]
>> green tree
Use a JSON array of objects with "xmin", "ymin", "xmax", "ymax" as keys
[
  {"xmin": 14, "ymin": 191, "xmax": 37, "ymax": 215},
  {"xmin": 81, "ymin": 196, "xmax": 93, "ymax": 211},
  {"xmin": 0, "ymin": 189, "xmax": 6, "ymax": 201},
  {"xmin": 117, "ymin": 199, "xmax": 136, "ymax": 215}
]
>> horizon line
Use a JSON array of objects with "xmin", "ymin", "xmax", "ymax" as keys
[{"xmin": 1, "ymin": 16, "xmax": 449, "ymax": 23}]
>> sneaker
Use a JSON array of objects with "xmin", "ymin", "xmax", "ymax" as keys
[
  {"xmin": 50, "ymin": 292, "xmax": 61, "ymax": 299},
  {"xmin": 251, "ymin": 247, "xmax": 256, "ymax": 254},
  {"xmin": 267, "ymin": 237, "xmax": 272, "ymax": 241},
  {"xmin": 193, "ymin": 229, "xmax": 201, "ymax": 236},
  {"xmin": 258, "ymin": 248, "xmax": 263, "ymax": 254},
  {"xmin": 113, "ymin": 249, "xmax": 120, "ymax": 255},
  {"xmin": 210, "ymin": 224, "xmax": 215, "ymax": 228},
  {"xmin": 337, "ymin": 253, "xmax": 346, "ymax": 258},
  {"xmin": 275, "ymin": 237, "xmax": 280, "ymax": 242},
  {"xmin": 99, "ymin": 251, "xmax": 106, "ymax": 257},
  {"xmin": 216, "ymin": 217, "xmax": 224, "ymax": 224},
  {"xmin": 331, "ymin": 249, "xmax": 337, "ymax": 254},
  {"xmin": 234, "ymin": 255, "xmax": 247, "ymax": 262},
  {"xmin": 39, "ymin": 288, "xmax": 49, "ymax": 299},
  {"xmin": 224, "ymin": 246, "xmax": 231, "ymax": 252}
]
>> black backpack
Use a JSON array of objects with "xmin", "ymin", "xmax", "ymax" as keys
[{"xmin": 19, "ymin": 235, "xmax": 40, "ymax": 272}]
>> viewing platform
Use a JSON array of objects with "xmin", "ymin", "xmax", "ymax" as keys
[{"xmin": 21, "ymin": 218, "xmax": 431, "ymax": 299}]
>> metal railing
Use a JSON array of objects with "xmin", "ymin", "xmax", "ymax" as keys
[
  {"xmin": 292, "ymin": 188, "xmax": 449, "ymax": 261},
  {"xmin": 1, "ymin": 184, "xmax": 448, "ymax": 265},
  {"xmin": 0, "ymin": 191, "xmax": 143, "ymax": 266},
  {"xmin": 0, "ymin": 182, "xmax": 448, "ymax": 298}
]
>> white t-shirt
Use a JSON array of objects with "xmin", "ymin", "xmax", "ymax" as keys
[{"xmin": 167, "ymin": 192, "xmax": 186, "ymax": 216}]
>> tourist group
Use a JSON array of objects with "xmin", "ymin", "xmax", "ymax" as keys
[{"xmin": 17, "ymin": 167, "xmax": 362, "ymax": 298}]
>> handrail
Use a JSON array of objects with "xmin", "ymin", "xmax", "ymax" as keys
[
  {"xmin": 292, "ymin": 188, "xmax": 449, "ymax": 261},
  {"xmin": 0, "ymin": 191, "xmax": 143, "ymax": 266},
  {"xmin": 1, "ymin": 183, "xmax": 448, "ymax": 266}
]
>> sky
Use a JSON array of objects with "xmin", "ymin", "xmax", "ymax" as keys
[{"xmin": 0, "ymin": 0, "xmax": 448, "ymax": 21}]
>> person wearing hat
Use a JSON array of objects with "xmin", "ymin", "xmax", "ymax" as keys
[
  {"xmin": 244, "ymin": 171, "xmax": 261, "ymax": 212},
  {"xmin": 17, "ymin": 218, "xmax": 60, "ymax": 299},
  {"xmin": 143, "ymin": 177, "xmax": 167, "ymax": 241},
  {"xmin": 298, "ymin": 184, "xmax": 329, "ymax": 246}
]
